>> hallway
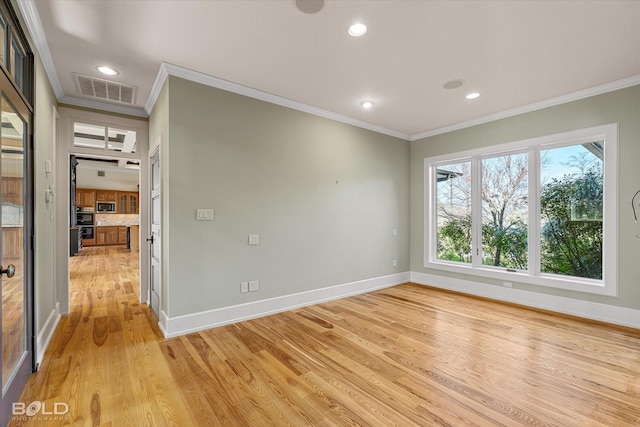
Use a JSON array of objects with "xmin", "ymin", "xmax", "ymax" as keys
[{"xmin": 9, "ymin": 247, "xmax": 196, "ymax": 426}]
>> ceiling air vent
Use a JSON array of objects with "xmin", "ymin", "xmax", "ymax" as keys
[
  {"xmin": 74, "ymin": 73, "xmax": 137, "ymax": 105},
  {"xmin": 97, "ymin": 170, "xmax": 106, "ymax": 177}
]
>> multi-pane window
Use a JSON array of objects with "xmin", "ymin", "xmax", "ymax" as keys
[
  {"xmin": 74, "ymin": 122, "xmax": 137, "ymax": 154},
  {"xmin": 426, "ymin": 124, "xmax": 617, "ymax": 296}
]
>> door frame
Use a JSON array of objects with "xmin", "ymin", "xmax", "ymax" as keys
[
  {"xmin": 54, "ymin": 107, "xmax": 149, "ymax": 314},
  {"xmin": 148, "ymin": 145, "xmax": 161, "ymax": 319}
]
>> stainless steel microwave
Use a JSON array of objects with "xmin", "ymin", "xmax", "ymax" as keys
[{"xmin": 97, "ymin": 201, "xmax": 116, "ymax": 212}]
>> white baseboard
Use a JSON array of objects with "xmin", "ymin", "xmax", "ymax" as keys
[
  {"xmin": 160, "ymin": 272, "xmax": 410, "ymax": 338},
  {"xmin": 411, "ymin": 271, "xmax": 640, "ymax": 329},
  {"xmin": 36, "ymin": 303, "xmax": 61, "ymax": 368}
]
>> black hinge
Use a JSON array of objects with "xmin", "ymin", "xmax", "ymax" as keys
[{"xmin": 30, "ymin": 134, "xmax": 34, "ymax": 150}]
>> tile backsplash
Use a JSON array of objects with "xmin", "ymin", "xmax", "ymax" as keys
[{"xmin": 95, "ymin": 214, "xmax": 139, "ymax": 226}]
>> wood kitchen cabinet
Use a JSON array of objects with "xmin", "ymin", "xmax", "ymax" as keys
[
  {"xmin": 118, "ymin": 226, "xmax": 128, "ymax": 244},
  {"xmin": 95, "ymin": 226, "xmax": 119, "ymax": 245},
  {"xmin": 117, "ymin": 192, "xmax": 139, "ymax": 214},
  {"xmin": 2, "ymin": 227, "xmax": 23, "ymax": 258},
  {"xmin": 76, "ymin": 188, "xmax": 96, "ymax": 208},
  {"xmin": 2, "ymin": 177, "xmax": 23, "ymax": 206},
  {"xmin": 95, "ymin": 226, "xmax": 129, "ymax": 246},
  {"xmin": 95, "ymin": 189, "xmax": 117, "ymax": 202}
]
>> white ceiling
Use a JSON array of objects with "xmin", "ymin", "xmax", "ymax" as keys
[{"xmin": 20, "ymin": 0, "xmax": 640, "ymax": 140}]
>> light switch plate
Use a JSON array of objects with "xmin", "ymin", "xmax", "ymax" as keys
[
  {"xmin": 248, "ymin": 234, "xmax": 260, "ymax": 245},
  {"xmin": 197, "ymin": 208, "xmax": 215, "ymax": 221},
  {"xmin": 241, "ymin": 282, "xmax": 249, "ymax": 293}
]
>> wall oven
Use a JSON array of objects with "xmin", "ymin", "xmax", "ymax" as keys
[
  {"xmin": 81, "ymin": 226, "xmax": 94, "ymax": 240},
  {"xmin": 77, "ymin": 211, "xmax": 94, "ymax": 226}
]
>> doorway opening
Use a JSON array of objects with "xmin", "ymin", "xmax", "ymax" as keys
[{"xmin": 69, "ymin": 154, "xmax": 142, "ymax": 314}]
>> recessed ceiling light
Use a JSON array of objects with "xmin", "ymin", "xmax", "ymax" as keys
[
  {"xmin": 360, "ymin": 100, "xmax": 374, "ymax": 109},
  {"xmin": 97, "ymin": 65, "xmax": 119, "ymax": 76},
  {"xmin": 466, "ymin": 92, "xmax": 480, "ymax": 100},
  {"xmin": 348, "ymin": 23, "xmax": 367, "ymax": 37},
  {"xmin": 444, "ymin": 79, "xmax": 464, "ymax": 90}
]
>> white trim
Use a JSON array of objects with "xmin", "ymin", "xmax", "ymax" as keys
[
  {"xmin": 16, "ymin": 0, "xmax": 64, "ymax": 98},
  {"xmin": 411, "ymin": 75, "xmax": 640, "ymax": 141},
  {"xmin": 145, "ymin": 64, "xmax": 169, "ymax": 114},
  {"xmin": 35, "ymin": 303, "xmax": 61, "ymax": 368},
  {"xmin": 145, "ymin": 62, "xmax": 411, "ymax": 141},
  {"xmin": 159, "ymin": 272, "xmax": 410, "ymax": 338},
  {"xmin": 411, "ymin": 271, "xmax": 640, "ymax": 329}
]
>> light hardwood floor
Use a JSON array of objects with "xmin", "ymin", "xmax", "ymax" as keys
[{"xmin": 9, "ymin": 247, "xmax": 640, "ymax": 426}]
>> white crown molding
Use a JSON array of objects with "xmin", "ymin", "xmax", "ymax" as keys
[
  {"xmin": 59, "ymin": 95, "xmax": 148, "ymax": 118},
  {"xmin": 144, "ymin": 63, "xmax": 169, "ymax": 114},
  {"xmin": 411, "ymin": 75, "xmax": 640, "ymax": 141},
  {"xmin": 146, "ymin": 62, "xmax": 411, "ymax": 141},
  {"xmin": 410, "ymin": 271, "xmax": 640, "ymax": 329},
  {"xmin": 158, "ymin": 272, "xmax": 410, "ymax": 338},
  {"xmin": 16, "ymin": 0, "xmax": 64, "ymax": 98}
]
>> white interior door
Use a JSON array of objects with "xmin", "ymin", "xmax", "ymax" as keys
[{"xmin": 149, "ymin": 149, "xmax": 160, "ymax": 318}]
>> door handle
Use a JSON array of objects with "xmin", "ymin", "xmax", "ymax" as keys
[
  {"xmin": 146, "ymin": 236, "xmax": 154, "ymax": 244},
  {"xmin": 0, "ymin": 264, "xmax": 16, "ymax": 278}
]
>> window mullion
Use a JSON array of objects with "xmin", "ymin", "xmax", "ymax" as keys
[
  {"xmin": 528, "ymin": 148, "xmax": 540, "ymax": 275},
  {"xmin": 471, "ymin": 157, "xmax": 482, "ymax": 267}
]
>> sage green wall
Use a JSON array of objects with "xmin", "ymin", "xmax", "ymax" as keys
[
  {"xmin": 33, "ymin": 53, "xmax": 58, "ymax": 335},
  {"xmin": 410, "ymin": 85, "xmax": 640, "ymax": 309},
  {"xmin": 163, "ymin": 76, "xmax": 409, "ymax": 317}
]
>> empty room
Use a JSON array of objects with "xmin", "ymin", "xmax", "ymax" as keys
[{"xmin": 1, "ymin": 1, "xmax": 640, "ymax": 426}]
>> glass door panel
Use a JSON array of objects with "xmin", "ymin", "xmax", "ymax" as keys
[{"xmin": 1, "ymin": 95, "xmax": 26, "ymax": 398}]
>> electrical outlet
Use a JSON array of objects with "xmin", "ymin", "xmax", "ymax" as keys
[
  {"xmin": 392, "ymin": 259, "xmax": 398, "ymax": 267},
  {"xmin": 392, "ymin": 228, "xmax": 398, "ymax": 237},
  {"xmin": 241, "ymin": 282, "xmax": 249, "ymax": 293},
  {"xmin": 249, "ymin": 280, "xmax": 260, "ymax": 292},
  {"xmin": 503, "ymin": 281, "xmax": 513, "ymax": 288}
]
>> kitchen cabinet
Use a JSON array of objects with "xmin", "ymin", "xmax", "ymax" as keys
[
  {"xmin": 130, "ymin": 225, "xmax": 139, "ymax": 252},
  {"xmin": 95, "ymin": 226, "xmax": 119, "ymax": 246},
  {"xmin": 118, "ymin": 226, "xmax": 128, "ymax": 245},
  {"xmin": 118, "ymin": 192, "xmax": 139, "ymax": 214},
  {"xmin": 95, "ymin": 189, "xmax": 117, "ymax": 202},
  {"xmin": 94, "ymin": 226, "xmax": 129, "ymax": 246},
  {"xmin": 3, "ymin": 227, "xmax": 23, "ymax": 258},
  {"xmin": 2, "ymin": 177, "xmax": 24, "ymax": 206},
  {"xmin": 76, "ymin": 188, "xmax": 96, "ymax": 208}
]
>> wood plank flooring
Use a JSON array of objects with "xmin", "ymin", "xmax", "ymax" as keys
[{"xmin": 8, "ymin": 248, "xmax": 640, "ymax": 426}]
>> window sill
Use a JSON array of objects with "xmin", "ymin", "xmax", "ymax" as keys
[{"xmin": 424, "ymin": 260, "xmax": 616, "ymax": 297}]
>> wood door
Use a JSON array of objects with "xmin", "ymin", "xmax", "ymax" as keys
[
  {"xmin": 0, "ymin": 78, "xmax": 32, "ymax": 420},
  {"xmin": 149, "ymin": 149, "xmax": 160, "ymax": 318}
]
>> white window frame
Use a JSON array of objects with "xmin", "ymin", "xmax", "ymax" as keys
[{"xmin": 424, "ymin": 123, "xmax": 618, "ymax": 296}]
